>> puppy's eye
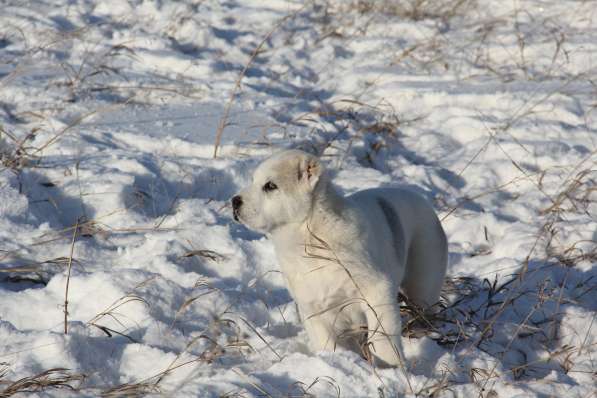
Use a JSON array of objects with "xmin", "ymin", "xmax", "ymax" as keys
[{"xmin": 262, "ymin": 181, "xmax": 278, "ymax": 192}]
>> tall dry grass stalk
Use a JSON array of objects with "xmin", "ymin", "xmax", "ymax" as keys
[
  {"xmin": 213, "ymin": 5, "xmax": 307, "ymax": 158},
  {"xmin": 63, "ymin": 219, "xmax": 79, "ymax": 334}
]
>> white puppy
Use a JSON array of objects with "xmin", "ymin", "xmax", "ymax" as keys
[{"xmin": 232, "ymin": 149, "xmax": 447, "ymax": 367}]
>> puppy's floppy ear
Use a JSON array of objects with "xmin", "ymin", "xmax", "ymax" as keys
[{"xmin": 297, "ymin": 154, "xmax": 322, "ymax": 189}]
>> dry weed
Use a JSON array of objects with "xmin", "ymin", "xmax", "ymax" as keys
[{"xmin": 0, "ymin": 368, "xmax": 85, "ymax": 398}]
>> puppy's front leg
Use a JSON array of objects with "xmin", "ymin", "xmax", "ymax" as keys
[
  {"xmin": 303, "ymin": 315, "xmax": 337, "ymax": 353},
  {"xmin": 363, "ymin": 300, "xmax": 405, "ymax": 368}
]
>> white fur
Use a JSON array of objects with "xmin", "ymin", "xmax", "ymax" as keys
[{"xmin": 233, "ymin": 150, "xmax": 448, "ymax": 367}]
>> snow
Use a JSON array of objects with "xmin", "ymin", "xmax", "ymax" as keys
[{"xmin": 1, "ymin": 0, "xmax": 595, "ymax": 396}]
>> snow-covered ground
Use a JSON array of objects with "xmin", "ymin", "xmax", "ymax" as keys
[{"xmin": 1, "ymin": 0, "xmax": 595, "ymax": 396}]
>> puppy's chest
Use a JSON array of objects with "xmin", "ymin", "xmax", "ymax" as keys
[{"xmin": 281, "ymin": 255, "xmax": 360, "ymax": 312}]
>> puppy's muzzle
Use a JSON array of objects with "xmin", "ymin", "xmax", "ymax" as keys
[{"xmin": 231, "ymin": 195, "xmax": 242, "ymax": 221}]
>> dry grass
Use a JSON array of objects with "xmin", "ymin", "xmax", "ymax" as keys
[
  {"xmin": 350, "ymin": 0, "xmax": 475, "ymax": 21},
  {"xmin": 397, "ymin": 160, "xmax": 596, "ymax": 395},
  {"xmin": 0, "ymin": 125, "xmax": 40, "ymax": 172},
  {"xmin": 62, "ymin": 219, "xmax": 79, "ymax": 334},
  {"xmin": 57, "ymin": 42, "xmax": 136, "ymax": 102},
  {"xmin": 213, "ymin": 5, "xmax": 308, "ymax": 158},
  {"xmin": 100, "ymin": 381, "xmax": 161, "ymax": 397},
  {"xmin": 0, "ymin": 255, "xmax": 82, "ymax": 286},
  {"xmin": 86, "ymin": 281, "xmax": 151, "ymax": 343},
  {"xmin": 0, "ymin": 368, "xmax": 86, "ymax": 398}
]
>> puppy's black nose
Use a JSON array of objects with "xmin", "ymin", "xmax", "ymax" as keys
[{"xmin": 231, "ymin": 195, "xmax": 243, "ymax": 210}]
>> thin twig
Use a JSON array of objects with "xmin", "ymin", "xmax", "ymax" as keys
[
  {"xmin": 212, "ymin": 6, "xmax": 305, "ymax": 158},
  {"xmin": 239, "ymin": 317, "xmax": 283, "ymax": 361},
  {"xmin": 63, "ymin": 219, "xmax": 79, "ymax": 335}
]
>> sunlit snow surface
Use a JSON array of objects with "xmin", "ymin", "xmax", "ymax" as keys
[{"xmin": 0, "ymin": 1, "xmax": 595, "ymax": 396}]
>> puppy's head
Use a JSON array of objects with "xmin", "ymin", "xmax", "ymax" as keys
[{"xmin": 232, "ymin": 150, "xmax": 322, "ymax": 233}]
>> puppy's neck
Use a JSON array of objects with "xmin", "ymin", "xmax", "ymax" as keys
[
  {"xmin": 308, "ymin": 178, "xmax": 345, "ymax": 231},
  {"xmin": 269, "ymin": 178, "xmax": 346, "ymax": 247}
]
